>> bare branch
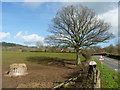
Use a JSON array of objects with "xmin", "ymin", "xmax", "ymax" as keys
[{"xmin": 46, "ymin": 5, "xmax": 114, "ymax": 50}]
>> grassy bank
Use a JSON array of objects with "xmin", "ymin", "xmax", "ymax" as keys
[{"xmin": 93, "ymin": 57, "xmax": 119, "ymax": 89}]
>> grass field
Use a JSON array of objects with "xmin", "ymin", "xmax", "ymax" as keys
[
  {"xmin": 93, "ymin": 57, "xmax": 120, "ymax": 89},
  {"xmin": 3, "ymin": 51, "xmax": 85, "ymax": 88},
  {"xmin": 2, "ymin": 51, "xmax": 119, "ymax": 88},
  {"xmin": 2, "ymin": 51, "xmax": 85, "ymax": 65}
]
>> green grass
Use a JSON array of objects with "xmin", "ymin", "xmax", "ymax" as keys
[
  {"xmin": 93, "ymin": 57, "xmax": 120, "ymax": 89},
  {"xmin": 2, "ymin": 51, "xmax": 85, "ymax": 65}
]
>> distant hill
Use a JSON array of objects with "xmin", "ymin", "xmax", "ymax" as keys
[
  {"xmin": 0, "ymin": 42, "xmax": 24, "ymax": 47},
  {"xmin": 1, "ymin": 42, "xmax": 39, "ymax": 52}
]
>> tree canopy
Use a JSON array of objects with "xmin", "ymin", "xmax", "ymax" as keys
[{"xmin": 46, "ymin": 5, "xmax": 114, "ymax": 64}]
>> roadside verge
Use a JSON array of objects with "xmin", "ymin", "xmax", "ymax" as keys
[{"xmin": 93, "ymin": 57, "xmax": 120, "ymax": 89}]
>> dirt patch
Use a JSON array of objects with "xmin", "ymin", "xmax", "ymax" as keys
[
  {"xmin": 2, "ymin": 64, "xmax": 79, "ymax": 88},
  {"xmin": 17, "ymin": 82, "xmax": 58, "ymax": 88}
]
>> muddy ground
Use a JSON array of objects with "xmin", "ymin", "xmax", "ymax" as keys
[{"xmin": 2, "ymin": 64, "xmax": 80, "ymax": 88}]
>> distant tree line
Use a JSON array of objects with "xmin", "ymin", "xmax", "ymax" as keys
[
  {"xmin": 38, "ymin": 44, "xmax": 119, "ymax": 55},
  {"xmin": 1, "ymin": 42, "xmax": 17, "ymax": 47},
  {"xmin": 88, "ymin": 44, "xmax": 119, "ymax": 55}
]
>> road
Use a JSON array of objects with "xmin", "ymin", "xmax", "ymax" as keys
[{"xmin": 93, "ymin": 55, "xmax": 119, "ymax": 73}]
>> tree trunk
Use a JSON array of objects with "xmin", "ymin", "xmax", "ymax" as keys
[{"xmin": 76, "ymin": 50, "xmax": 81, "ymax": 65}]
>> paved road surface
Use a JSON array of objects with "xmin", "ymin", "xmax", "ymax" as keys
[{"xmin": 93, "ymin": 55, "xmax": 119, "ymax": 73}]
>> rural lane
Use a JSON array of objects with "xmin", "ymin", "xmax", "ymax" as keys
[{"xmin": 93, "ymin": 55, "xmax": 119, "ymax": 73}]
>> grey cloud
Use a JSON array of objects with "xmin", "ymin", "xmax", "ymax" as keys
[{"xmin": 61, "ymin": 2, "xmax": 118, "ymax": 14}]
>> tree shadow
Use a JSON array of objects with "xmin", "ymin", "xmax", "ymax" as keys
[{"xmin": 26, "ymin": 56, "xmax": 75, "ymax": 67}]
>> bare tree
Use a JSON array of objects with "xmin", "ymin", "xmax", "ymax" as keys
[
  {"xmin": 36, "ymin": 41, "xmax": 43, "ymax": 48},
  {"xmin": 46, "ymin": 5, "xmax": 114, "ymax": 65}
]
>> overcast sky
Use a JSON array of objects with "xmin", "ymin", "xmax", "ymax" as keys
[{"xmin": 0, "ymin": 1, "xmax": 119, "ymax": 47}]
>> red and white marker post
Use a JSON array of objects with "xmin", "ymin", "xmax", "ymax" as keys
[{"xmin": 98, "ymin": 55, "xmax": 105, "ymax": 68}]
